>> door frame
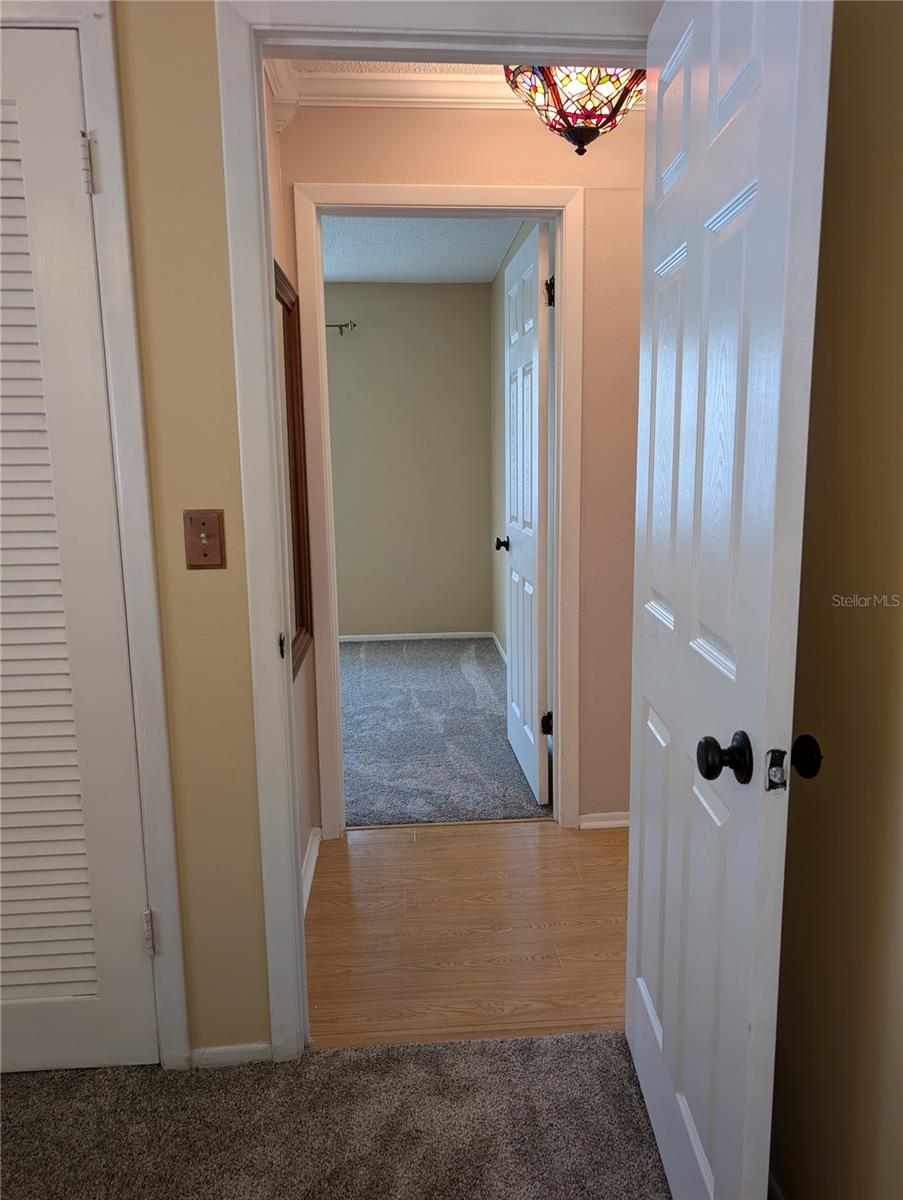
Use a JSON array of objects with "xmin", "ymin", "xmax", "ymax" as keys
[
  {"xmin": 1, "ymin": 1, "xmax": 190, "ymax": 1067},
  {"xmin": 214, "ymin": 2, "xmax": 631, "ymax": 1056},
  {"xmin": 294, "ymin": 185, "xmax": 583, "ymax": 840}
]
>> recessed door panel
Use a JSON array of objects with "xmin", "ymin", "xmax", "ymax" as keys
[
  {"xmin": 691, "ymin": 189, "xmax": 756, "ymax": 683},
  {"xmin": 646, "ymin": 247, "xmax": 687, "ymax": 631}
]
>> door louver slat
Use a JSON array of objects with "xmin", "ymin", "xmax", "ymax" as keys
[{"xmin": 0, "ymin": 103, "xmax": 98, "ymax": 1001}]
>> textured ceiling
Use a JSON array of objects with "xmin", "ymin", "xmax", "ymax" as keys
[{"xmin": 321, "ymin": 216, "xmax": 524, "ymax": 283}]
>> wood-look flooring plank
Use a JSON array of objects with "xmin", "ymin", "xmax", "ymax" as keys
[
  {"xmin": 304, "ymin": 821, "xmax": 628, "ymax": 1047},
  {"xmin": 309, "ymin": 938, "xmax": 565, "ymax": 980},
  {"xmin": 307, "ymin": 981, "xmax": 625, "ymax": 1040},
  {"xmin": 312, "ymin": 855, "xmax": 581, "ymax": 892}
]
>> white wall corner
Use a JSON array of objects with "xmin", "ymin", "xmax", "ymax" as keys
[
  {"xmin": 301, "ymin": 826, "xmax": 322, "ymax": 912},
  {"xmin": 578, "ymin": 811, "xmax": 630, "ymax": 830}
]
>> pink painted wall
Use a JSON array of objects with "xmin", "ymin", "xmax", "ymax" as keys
[{"xmin": 276, "ymin": 103, "xmax": 644, "ymax": 817}]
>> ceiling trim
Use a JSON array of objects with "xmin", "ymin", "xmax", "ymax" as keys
[
  {"xmin": 255, "ymin": 24, "xmax": 648, "ymax": 67},
  {"xmin": 263, "ymin": 59, "xmax": 302, "ymax": 129},
  {"xmin": 265, "ymin": 63, "xmax": 646, "ymax": 121},
  {"xmin": 294, "ymin": 70, "xmax": 520, "ymax": 111}
]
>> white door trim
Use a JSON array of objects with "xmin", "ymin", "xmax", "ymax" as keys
[
  {"xmin": 293, "ymin": 184, "xmax": 583, "ymax": 840},
  {"xmin": 216, "ymin": 2, "xmax": 310, "ymax": 1061},
  {"xmin": 1, "ymin": 1, "xmax": 190, "ymax": 1068},
  {"xmin": 214, "ymin": 0, "xmax": 596, "ymax": 1057}
]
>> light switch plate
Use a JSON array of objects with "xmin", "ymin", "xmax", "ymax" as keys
[{"xmin": 183, "ymin": 509, "xmax": 226, "ymax": 569}]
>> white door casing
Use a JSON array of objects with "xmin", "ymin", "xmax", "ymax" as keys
[
  {"xmin": 503, "ymin": 224, "xmax": 549, "ymax": 804},
  {"xmin": 1, "ymin": 29, "xmax": 158, "ymax": 1070},
  {"xmin": 627, "ymin": 2, "xmax": 833, "ymax": 1197}
]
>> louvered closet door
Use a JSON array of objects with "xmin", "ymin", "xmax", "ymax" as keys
[{"xmin": 1, "ymin": 29, "xmax": 158, "ymax": 1070}]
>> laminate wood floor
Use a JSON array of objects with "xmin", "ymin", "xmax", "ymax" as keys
[{"xmin": 305, "ymin": 819, "xmax": 628, "ymax": 1048}]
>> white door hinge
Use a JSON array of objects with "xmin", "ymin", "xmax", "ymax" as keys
[
  {"xmin": 142, "ymin": 908, "xmax": 156, "ymax": 955},
  {"xmin": 81, "ymin": 131, "xmax": 98, "ymax": 195}
]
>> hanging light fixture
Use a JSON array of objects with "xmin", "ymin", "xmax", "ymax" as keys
[{"xmin": 504, "ymin": 66, "xmax": 646, "ymax": 155}]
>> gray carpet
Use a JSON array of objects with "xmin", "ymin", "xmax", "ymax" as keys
[
  {"xmin": 1, "ymin": 1031, "xmax": 670, "ymax": 1200},
  {"xmin": 340, "ymin": 638, "xmax": 549, "ymax": 826}
]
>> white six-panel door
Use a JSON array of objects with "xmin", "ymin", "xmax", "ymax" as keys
[
  {"xmin": 627, "ymin": 2, "xmax": 833, "ymax": 1196},
  {"xmin": 1, "ymin": 29, "xmax": 158, "ymax": 1069},
  {"xmin": 503, "ymin": 225, "xmax": 548, "ymax": 804}
]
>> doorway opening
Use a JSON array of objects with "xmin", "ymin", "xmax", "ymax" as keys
[
  {"xmin": 277, "ymin": 177, "xmax": 586, "ymax": 844},
  {"xmin": 253, "ymin": 40, "xmax": 626, "ymax": 1055},
  {"xmin": 320, "ymin": 213, "xmax": 554, "ymax": 828},
  {"xmin": 258, "ymin": 59, "xmax": 608, "ymax": 1050}
]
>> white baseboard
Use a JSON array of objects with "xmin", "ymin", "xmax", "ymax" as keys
[
  {"xmin": 301, "ymin": 825, "xmax": 321, "ymax": 912},
  {"xmin": 189, "ymin": 1042, "xmax": 273, "ymax": 1068},
  {"xmin": 339, "ymin": 631, "xmax": 494, "ymax": 643},
  {"xmin": 578, "ymin": 811, "xmax": 630, "ymax": 829},
  {"xmin": 491, "ymin": 632, "xmax": 507, "ymax": 664}
]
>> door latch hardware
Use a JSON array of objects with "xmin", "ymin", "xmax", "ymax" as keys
[
  {"xmin": 791, "ymin": 733, "xmax": 823, "ymax": 779},
  {"xmin": 540, "ymin": 711, "xmax": 553, "ymax": 736},
  {"xmin": 278, "ymin": 632, "xmax": 286, "ymax": 660},
  {"xmin": 765, "ymin": 748, "xmax": 787, "ymax": 791},
  {"xmin": 544, "ymin": 275, "xmax": 555, "ymax": 307}
]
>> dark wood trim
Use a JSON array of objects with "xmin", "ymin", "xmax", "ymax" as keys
[
  {"xmin": 275, "ymin": 261, "xmax": 313, "ymax": 676},
  {"xmin": 274, "ymin": 260, "xmax": 296, "ymax": 309},
  {"xmin": 291, "ymin": 628, "xmax": 312, "ymax": 675}
]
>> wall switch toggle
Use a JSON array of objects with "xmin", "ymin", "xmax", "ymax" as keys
[{"xmin": 184, "ymin": 509, "xmax": 226, "ymax": 569}]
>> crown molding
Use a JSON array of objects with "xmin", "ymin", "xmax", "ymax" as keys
[
  {"xmin": 263, "ymin": 64, "xmax": 644, "ymax": 118},
  {"xmin": 296, "ymin": 70, "xmax": 520, "ymax": 110},
  {"xmin": 263, "ymin": 58, "xmax": 302, "ymax": 129},
  {"xmin": 249, "ymin": 17, "xmax": 650, "ymax": 67}
]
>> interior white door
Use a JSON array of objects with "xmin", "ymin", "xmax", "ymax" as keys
[
  {"xmin": 627, "ymin": 2, "xmax": 833, "ymax": 1196},
  {"xmin": 502, "ymin": 224, "xmax": 549, "ymax": 804},
  {"xmin": 1, "ymin": 29, "xmax": 158, "ymax": 1069}
]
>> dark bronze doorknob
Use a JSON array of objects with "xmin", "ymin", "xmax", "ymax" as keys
[
  {"xmin": 696, "ymin": 730, "xmax": 754, "ymax": 785},
  {"xmin": 495, "ymin": 536, "xmax": 510, "ymax": 551},
  {"xmin": 791, "ymin": 733, "xmax": 823, "ymax": 778}
]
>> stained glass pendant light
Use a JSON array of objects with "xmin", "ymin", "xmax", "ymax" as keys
[{"xmin": 504, "ymin": 66, "xmax": 646, "ymax": 155}]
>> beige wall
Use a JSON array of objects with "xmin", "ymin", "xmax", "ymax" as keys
[
  {"xmin": 279, "ymin": 106, "xmax": 644, "ymax": 815},
  {"xmin": 114, "ymin": 2, "xmax": 269, "ymax": 1048},
  {"xmin": 326, "ymin": 283, "xmax": 492, "ymax": 636},
  {"xmin": 770, "ymin": 5, "xmax": 903, "ymax": 1197}
]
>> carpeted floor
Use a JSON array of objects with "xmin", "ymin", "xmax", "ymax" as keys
[
  {"xmin": 1, "ymin": 1031, "xmax": 670, "ymax": 1200},
  {"xmin": 340, "ymin": 638, "xmax": 549, "ymax": 826}
]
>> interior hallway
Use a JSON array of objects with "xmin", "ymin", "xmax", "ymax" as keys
[
  {"xmin": 340, "ymin": 639, "xmax": 546, "ymax": 826},
  {"xmin": 305, "ymin": 820, "xmax": 627, "ymax": 1048}
]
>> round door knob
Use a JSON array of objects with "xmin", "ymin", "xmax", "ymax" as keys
[
  {"xmin": 791, "ymin": 733, "xmax": 823, "ymax": 779},
  {"xmin": 696, "ymin": 730, "xmax": 754, "ymax": 785},
  {"xmin": 495, "ymin": 536, "xmax": 510, "ymax": 551}
]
